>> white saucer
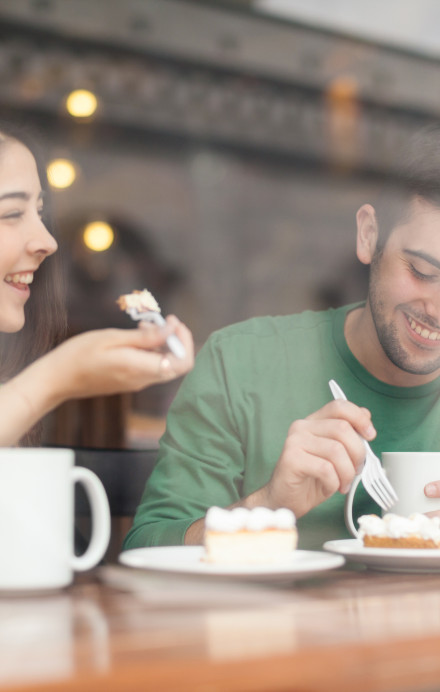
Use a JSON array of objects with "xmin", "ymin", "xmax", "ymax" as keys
[
  {"xmin": 324, "ymin": 538, "xmax": 440, "ymax": 573},
  {"xmin": 119, "ymin": 546, "xmax": 345, "ymax": 582}
]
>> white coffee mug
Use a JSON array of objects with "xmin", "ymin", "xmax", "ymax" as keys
[
  {"xmin": 381, "ymin": 452, "xmax": 440, "ymax": 516},
  {"xmin": 0, "ymin": 447, "xmax": 110, "ymax": 592}
]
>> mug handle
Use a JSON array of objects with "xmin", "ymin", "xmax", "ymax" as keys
[
  {"xmin": 71, "ymin": 467, "xmax": 111, "ymax": 571},
  {"xmin": 344, "ymin": 475, "xmax": 362, "ymax": 538}
]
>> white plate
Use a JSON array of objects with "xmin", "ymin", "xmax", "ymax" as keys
[
  {"xmin": 324, "ymin": 539, "xmax": 440, "ymax": 573},
  {"xmin": 119, "ymin": 546, "xmax": 345, "ymax": 582}
]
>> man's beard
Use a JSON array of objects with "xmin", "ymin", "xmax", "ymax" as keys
[{"xmin": 368, "ymin": 254, "xmax": 440, "ymax": 376}]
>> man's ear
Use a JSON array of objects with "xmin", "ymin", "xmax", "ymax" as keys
[{"xmin": 356, "ymin": 204, "xmax": 379, "ymax": 265}]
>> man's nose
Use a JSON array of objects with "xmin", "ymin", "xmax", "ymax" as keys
[{"xmin": 421, "ymin": 290, "xmax": 440, "ymax": 329}]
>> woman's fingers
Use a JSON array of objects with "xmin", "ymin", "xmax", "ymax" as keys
[{"xmin": 50, "ymin": 321, "xmax": 194, "ymax": 398}]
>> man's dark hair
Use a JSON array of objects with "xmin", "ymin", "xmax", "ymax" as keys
[{"xmin": 374, "ymin": 122, "xmax": 440, "ymax": 249}]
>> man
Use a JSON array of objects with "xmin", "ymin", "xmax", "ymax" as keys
[{"xmin": 124, "ymin": 123, "xmax": 440, "ymax": 550}]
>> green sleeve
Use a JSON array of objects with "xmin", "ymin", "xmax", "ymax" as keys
[{"xmin": 123, "ymin": 333, "xmax": 246, "ymax": 549}]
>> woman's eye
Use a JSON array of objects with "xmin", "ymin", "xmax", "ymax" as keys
[{"xmin": 0, "ymin": 211, "xmax": 24, "ymax": 221}]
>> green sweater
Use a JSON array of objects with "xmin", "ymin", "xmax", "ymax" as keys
[{"xmin": 123, "ymin": 304, "xmax": 440, "ymax": 551}]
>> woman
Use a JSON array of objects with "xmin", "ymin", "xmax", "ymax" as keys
[{"xmin": 0, "ymin": 122, "xmax": 194, "ymax": 446}]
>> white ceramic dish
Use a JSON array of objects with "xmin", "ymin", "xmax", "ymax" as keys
[
  {"xmin": 119, "ymin": 546, "xmax": 344, "ymax": 582},
  {"xmin": 323, "ymin": 538, "xmax": 440, "ymax": 573}
]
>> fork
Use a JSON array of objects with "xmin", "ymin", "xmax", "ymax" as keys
[
  {"xmin": 127, "ymin": 307, "xmax": 186, "ymax": 359},
  {"xmin": 328, "ymin": 379, "xmax": 398, "ymax": 537}
]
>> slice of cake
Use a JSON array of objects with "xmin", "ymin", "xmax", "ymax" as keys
[
  {"xmin": 117, "ymin": 288, "xmax": 186, "ymax": 359},
  {"xmin": 358, "ymin": 512, "xmax": 440, "ymax": 549},
  {"xmin": 116, "ymin": 289, "xmax": 161, "ymax": 314},
  {"xmin": 204, "ymin": 506, "xmax": 298, "ymax": 565}
]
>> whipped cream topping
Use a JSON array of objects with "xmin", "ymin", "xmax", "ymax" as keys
[
  {"xmin": 119, "ymin": 289, "xmax": 160, "ymax": 313},
  {"xmin": 358, "ymin": 513, "xmax": 440, "ymax": 541},
  {"xmin": 205, "ymin": 506, "xmax": 296, "ymax": 532}
]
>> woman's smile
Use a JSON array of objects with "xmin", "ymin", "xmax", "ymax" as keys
[{"xmin": 5, "ymin": 271, "xmax": 34, "ymax": 291}]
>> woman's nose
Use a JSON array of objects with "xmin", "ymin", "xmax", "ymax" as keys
[{"xmin": 27, "ymin": 217, "xmax": 58, "ymax": 257}]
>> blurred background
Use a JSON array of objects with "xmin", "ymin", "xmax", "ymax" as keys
[{"xmin": 1, "ymin": 0, "xmax": 439, "ymax": 448}]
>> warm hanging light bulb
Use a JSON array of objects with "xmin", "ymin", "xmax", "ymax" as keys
[
  {"xmin": 47, "ymin": 158, "xmax": 77, "ymax": 189},
  {"xmin": 82, "ymin": 221, "xmax": 115, "ymax": 252},
  {"xmin": 66, "ymin": 89, "xmax": 98, "ymax": 118}
]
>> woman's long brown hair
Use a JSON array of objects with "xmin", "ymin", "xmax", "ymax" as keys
[{"xmin": 0, "ymin": 122, "xmax": 67, "ymax": 445}]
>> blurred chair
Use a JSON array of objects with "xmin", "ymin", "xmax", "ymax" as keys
[
  {"xmin": 45, "ymin": 394, "xmax": 131, "ymax": 449},
  {"xmin": 73, "ymin": 446, "xmax": 158, "ymax": 562}
]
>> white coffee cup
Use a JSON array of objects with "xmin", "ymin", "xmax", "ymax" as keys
[
  {"xmin": 381, "ymin": 452, "xmax": 440, "ymax": 516},
  {"xmin": 0, "ymin": 447, "xmax": 111, "ymax": 592}
]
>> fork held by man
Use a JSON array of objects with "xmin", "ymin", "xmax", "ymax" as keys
[{"xmin": 328, "ymin": 380, "xmax": 398, "ymax": 537}]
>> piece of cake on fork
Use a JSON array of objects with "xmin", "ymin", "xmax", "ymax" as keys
[
  {"xmin": 116, "ymin": 288, "xmax": 185, "ymax": 359},
  {"xmin": 116, "ymin": 288, "xmax": 160, "ymax": 314}
]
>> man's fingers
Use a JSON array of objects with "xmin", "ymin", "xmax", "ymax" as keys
[
  {"xmin": 425, "ymin": 481, "xmax": 440, "ymax": 498},
  {"xmin": 286, "ymin": 431, "xmax": 358, "ymax": 493},
  {"xmin": 303, "ymin": 457, "xmax": 340, "ymax": 497},
  {"xmin": 308, "ymin": 400, "xmax": 376, "ymax": 441},
  {"xmin": 288, "ymin": 418, "xmax": 366, "ymax": 477}
]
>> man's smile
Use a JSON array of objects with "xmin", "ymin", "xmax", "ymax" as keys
[{"xmin": 405, "ymin": 313, "xmax": 440, "ymax": 342}]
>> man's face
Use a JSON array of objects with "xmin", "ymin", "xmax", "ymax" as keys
[{"xmin": 368, "ymin": 197, "xmax": 440, "ymax": 377}]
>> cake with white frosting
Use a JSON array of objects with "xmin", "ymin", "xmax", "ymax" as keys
[
  {"xmin": 116, "ymin": 289, "xmax": 160, "ymax": 314},
  {"xmin": 358, "ymin": 513, "xmax": 440, "ymax": 549},
  {"xmin": 204, "ymin": 506, "xmax": 298, "ymax": 565}
]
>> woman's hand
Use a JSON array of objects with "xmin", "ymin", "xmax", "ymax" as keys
[
  {"xmin": 48, "ymin": 315, "xmax": 194, "ymax": 400},
  {"xmin": 0, "ymin": 316, "xmax": 194, "ymax": 446}
]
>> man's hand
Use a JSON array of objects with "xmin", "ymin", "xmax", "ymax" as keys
[
  {"xmin": 424, "ymin": 482, "xmax": 440, "ymax": 518},
  {"xmin": 185, "ymin": 399, "xmax": 376, "ymax": 545},
  {"xmin": 254, "ymin": 400, "xmax": 376, "ymax": 518}
]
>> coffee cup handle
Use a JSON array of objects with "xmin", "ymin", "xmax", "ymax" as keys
[
  {"xmin": 344, "ymin": 475, "xmax": 361, "ymax": 538},
  {"xmin": 71, "ymin": 467, "xmax": 111, "ymax": 571}
]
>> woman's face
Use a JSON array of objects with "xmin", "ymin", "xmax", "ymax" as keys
[{"xmin": 0, "ymin": 139, "xmax": 58, "ymax": 333}]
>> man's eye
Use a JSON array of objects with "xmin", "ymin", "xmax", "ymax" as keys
[{"xmin": 410, "ymin": 264, "xmax": 436, "ymax": 281}]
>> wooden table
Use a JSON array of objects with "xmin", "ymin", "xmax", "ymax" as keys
[{"xmin": 1, "ymin": 562, "xmax": 440, "ymax": 692}]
